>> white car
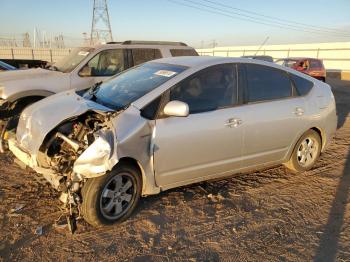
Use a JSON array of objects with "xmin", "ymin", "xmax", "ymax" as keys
[
  {"xmin": 0, "ymin": 41, "xmax": 198, "ymax": 151},
  {"xmin": 8, "ymin": 56, "xmax": 337, "ymax": 228}
]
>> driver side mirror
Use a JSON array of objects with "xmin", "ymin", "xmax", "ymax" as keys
[{"xmin": 163, "ymin": 101, "xmax": 189, "ymax": 117}]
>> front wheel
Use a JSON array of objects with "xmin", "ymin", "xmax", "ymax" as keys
[
  {"xmin": 284, "ymin": 130, "xmax": 321, "ymax": 173},
  {"xmin": 81, "ymin": 165, "xmax": 142, "ymax": 227}
]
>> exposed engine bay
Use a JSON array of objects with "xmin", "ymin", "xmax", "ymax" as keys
[
  {"xmin": 41, "ymin": 112, "xmax": 105, "ymax": 174},
  {"xmin": 8, "ymin": 93, "xmax": 157, "ymax": 232},
  {"xmin": 35, "ymin": 112, "xmax": 113, "ymax": 232}
]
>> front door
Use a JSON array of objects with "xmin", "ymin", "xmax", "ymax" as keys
[
  {"xmin": 153, "ymin": 63, "xmax": 244, "ymax": 187},
  {"xmin": 70, "ymin": 49, "xmax": 126, "ymax": 90}
]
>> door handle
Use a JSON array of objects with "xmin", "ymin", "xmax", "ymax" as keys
[
  {"xmin": 225, "ymin": 118, "xmax": 242, "ymax": 128},
  {"xmin": 294, "ymin": 107, "xmax": 304, "ymax": 116}
]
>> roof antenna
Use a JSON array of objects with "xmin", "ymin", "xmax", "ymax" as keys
[{"xmin": 255, "ymin": 36, "xmax": 270, "ymax": 56}]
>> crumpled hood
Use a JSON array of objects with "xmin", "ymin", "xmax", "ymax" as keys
[
  {"xmin": 16, "ymin": 90, "xmax": 113, "ymax": 154},
  {"xmin": 0, "ymin": 68, "xmax": 70, "ymax": 99}
]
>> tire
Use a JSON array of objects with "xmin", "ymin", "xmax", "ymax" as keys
[
  {"xmin": 81, "ymin": 165, "xmax": 142, "ymax": 227},
  {"xmin": 284, "ymin": 130, "xmax": 321, "ymax": 173}
]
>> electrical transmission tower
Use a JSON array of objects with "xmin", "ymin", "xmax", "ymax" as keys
[{"xmin": 90, "ymin": 0, "xmax": 113, "ymax": 45}]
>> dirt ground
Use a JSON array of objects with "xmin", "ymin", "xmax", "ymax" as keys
[{"xmin": 0, "ymin": 79, "xmax": 349, "ymax": 262}]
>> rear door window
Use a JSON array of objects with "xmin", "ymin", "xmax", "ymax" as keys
[
  {"xmin": 131, "ymin": 49, "xmax": 162, "ymax": 66},
  {"xmin": 244, "ymin": 64, "xmax": 293, "ymax": 103},
  {"xmin": 170, "ymin": 49, "xmax": 199, "ymax": 57},
  {"xmin": 290, "ymin": 74, "xmax": 314, "ymax": 96}
]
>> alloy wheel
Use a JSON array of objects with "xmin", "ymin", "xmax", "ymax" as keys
[
  {"xmin": 297, "ymin": 137, "xmax": 319, "ymax": 167},
  {"xmin": 99, "ymin": 173, "xmax": 136, "ymax": 220}
]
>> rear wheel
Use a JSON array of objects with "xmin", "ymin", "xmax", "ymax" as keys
[
  {"xmin": 81, "ymin": 165, "xmax": 142, "ymax": 227},
  {"xmin": 284, "ymin": 130, "xmax": 321, "ymax": 173}
]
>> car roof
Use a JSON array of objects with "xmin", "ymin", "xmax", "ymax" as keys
[
  {"xmin": 93, "ymin": 43, "xmax": 196, "ymax": 50},
  {"xmin": 150, "ymin": 56, "xmax": 276, "ymax": 68}
]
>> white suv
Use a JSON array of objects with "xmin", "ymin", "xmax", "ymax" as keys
[{"xmin": 0, "ymin": 41, "xmax": 198, "ymax": 151}]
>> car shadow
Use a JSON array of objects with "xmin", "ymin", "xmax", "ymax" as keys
[
  {"xmin": 327, "ymin": 78, "xmax": 350, "ymax": 129},
  {"xmin": 314, "ymin": 79, "xmax": 350, "ymax": 261}
]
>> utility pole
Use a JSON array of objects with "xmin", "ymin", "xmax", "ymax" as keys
[{"xmin": 90, "ymin": 0, "xmax": 113, "ymax": 45}]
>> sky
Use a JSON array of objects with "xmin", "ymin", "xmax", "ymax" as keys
[{"xmin": 0, "ymin": 0, "xmax": 349, "ymax": 48}]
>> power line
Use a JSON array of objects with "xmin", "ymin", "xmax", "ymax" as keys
[
  {"xmin": 167, "ymin": 0, "xmax": 350, "ymax": 38},
  {"xmin": 200, "ymin": 0, "xmax": 350, "ymax": 35},
  {"xmin": 182, "ymin": 0, "xmax": 350, "ymax": 37}
]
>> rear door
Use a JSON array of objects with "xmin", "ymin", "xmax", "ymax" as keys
[
  {"xmin": 153, "ymin": 63, "xmax": 245, "ymax": 187},
  {"xmin": 240, "ymin": 63, "xmax": 307, "ymax": 168}
]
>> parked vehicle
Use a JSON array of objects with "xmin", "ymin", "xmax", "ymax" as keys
[
  {"xmin": 0, "ymin": 60, "xmax": 17, "ymax": 71},
  {"xmin": 241, "ymin": 55, "xmax": 274, "ymax": 62},
  {"xmin": 275, "ymin": 57, "xmax": 326, "ymax": 82},
  {"xmin": 8, "ymin": 56, "xmax": 337, "ymax": 227},
  {"xmin": 1, "ymin": 59, "xmax": 47, "ymax": 69},
  {"xmin": 0, "ymin": 41, "xmax": 198, "ymax": 152}
]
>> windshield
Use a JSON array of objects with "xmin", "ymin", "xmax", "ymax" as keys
[
  {"xmin": 54, "ymin": 47, "xmax": 94, "ymax": 73},
  {"xmin": 87, "ymin": 63, "xmax": 187, "ymax": 110}
]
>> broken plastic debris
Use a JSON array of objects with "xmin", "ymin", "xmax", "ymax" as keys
[
  {"xmin": 35, "ymin": 226, "xmax": 43, "ymax": 235},
  {"xmin": 10, "ymin": 204, "xmax": 25, "ymax": 213}
]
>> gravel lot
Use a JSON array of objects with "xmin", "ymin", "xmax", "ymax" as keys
[{"xmin": 0, "ymin": 78, "xmax": 349, "ymax": 261}]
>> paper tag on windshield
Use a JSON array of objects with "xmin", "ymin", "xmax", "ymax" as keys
[
  {"xmin": 154, "ymin": 70, "xmax": 177, "ymax": 77},
  {"xmin": 78, "ymin": 51, "xmax": 90, "ymax": 56}
]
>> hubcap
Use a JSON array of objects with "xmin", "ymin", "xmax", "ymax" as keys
[
  {"xmin": 297, "ymin": 137, "xmax": 318, "ymax": 167},
  {"xmin": 100, "ymin": 173, "xmax": 135, "ymax": 220}
]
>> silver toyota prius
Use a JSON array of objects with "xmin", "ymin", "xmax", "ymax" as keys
[{"xmin": 8, "ymin": 56, "xmax": 337, "ymax": 227}]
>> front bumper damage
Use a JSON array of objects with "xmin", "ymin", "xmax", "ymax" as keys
[
  {"xmin": 8, "ymin": 137, "xmax": 63, "ymax": 189},
  {"xmin": 9, "ymin": 127, "xmax": 120, "ymax": 233},
  {"xmin": 8, "ymin": 91, "xmax": 159, "ymax": 232}
]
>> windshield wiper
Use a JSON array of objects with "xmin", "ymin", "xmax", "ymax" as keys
[
  {"xmin": 46, "ymin": 65, "xmax": 61, "ymax": 72},
  {"xmin": 86, "ymin": 81, "xmax": 104, "ymax": 102},
  {"xmin": 89, "ymin": 81, "xmax": 103, "ymax": 95}
]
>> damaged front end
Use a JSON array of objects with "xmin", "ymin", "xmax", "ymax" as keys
[{"xmin": 8, "ymin": 91, "xmax": 120, "ymax": 231}]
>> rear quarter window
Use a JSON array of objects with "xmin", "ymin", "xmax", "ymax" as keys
[
  {"xmin": 290, "ymin": 74, "xmax": 314, "ymax": 96},
  {"xmin": 170, "ymin": 49, "xmax": 199, "ymax": 57}
]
